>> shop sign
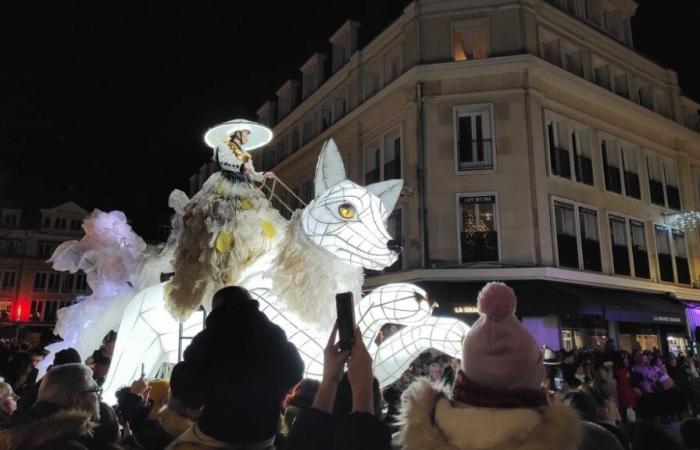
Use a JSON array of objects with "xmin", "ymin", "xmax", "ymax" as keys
[
  {"xmin": 652, "ymin": 315, "xmax": 682, "ymax": 324},
  {"xmin": 460, "ymin": 196, "xmax": 495, "ymax": 204},
  {"xmin": 453, "ymin": 304, "xmax": 479, "ymax": 314}
]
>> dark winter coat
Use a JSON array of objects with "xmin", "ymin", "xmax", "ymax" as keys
[
  {"xmin": 117, "ymin": 391, "xmax": 176, "ymax": 450},
  {"xmin": 170, "ymin": 297, "xmax": 304, "ymax": 444},
  {"xmin": 0, "ymin": 401, "xmax": 101, "ymax": 450},
  {"xmin": 287, "ymin": 407, "xmax": 392, "ymax": 450}
]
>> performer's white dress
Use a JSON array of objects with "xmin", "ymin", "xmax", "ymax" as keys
[{"xmin": 166, "ymin": 143, "xmax": 286, "ymax": 320}]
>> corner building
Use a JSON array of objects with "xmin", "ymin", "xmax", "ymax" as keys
[{"xmin": 255, "ymin": 0, "xmax": 700, "ymax": 355}]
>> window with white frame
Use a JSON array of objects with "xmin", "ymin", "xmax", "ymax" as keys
[
  {"xmin": 553, "ymin": 200, "xmax": 602, "ymax": 272},
  {"xmin": 455, "ymin": 104, "xmax": 494, "ymax": 171},
  {"xmin": 321, "ymin": 106, "xmax": 332, "ymax": 131},
  {"xmin": 302, "ymin": 121, "xmax": 313, "ymax": 145},
  {"xmin": 664, "ymin": 160, "xmax": 681, "ymax": 210},
  {"xmin": 563, "ymin": 45, "xmax": 583, "ymax": 77},
  {"xmin": 47, "ymin": 272, "xmax": 60, "ymax": 292},
  {"xmin": 629, "ymin": 219, "xmax": 651, "ymax": 278},
  {"xmin": 75, "ymin": 272, "xmax": 88, "ymax": 293},
  {"xmin": 542, "ymin": 36, "xmax": 561, "ymax": 67},
  {"xmin": 571, "ymin": 127, "xmax": 594, "ymax": 185},
  {"xmin": 39, "ymin": 241, "xmax": 59, "ymax": 259},
  {"xmin": 70, "ymin": 219, "xmax": 81, "ymax": 231},
  {"xmin": 593, "ymin": 60, "xmax": 611, "ymax": 90},
  {"xmin": 546, "ymin": 113, "xmax": 586, "ymax": 181},
  {"xmin": 290, "ymin": 130, "xmax": 300, "ymax": 153},
  {"xmin": 621, "ymin": 145, "xmax": 641, "ymax": 199},
  {"xmin": 608, "ymin": 215, "xmax": 650, "ymax": 279},
  {"xmin": 364, "ymin": 71, "xmax": 381, "ymax": 98},
  {"xmin": 44, "ymin": 301, "xmax": 58, "ymax": 323},
  {"xmin": 647, "ymin": 154, "xmax": 665, "ymax": 206},
  {"xmin": 384, "ymin": 53, "xmax": 400, "ymax": 83},
  {"xmin": 299, "ymin": 181, "xmax": 314, "ymax": 204},
  {"xmin": 2, "ymin": 213, "xmax": 19, "ymax": 227},
  {"xmin": 0, "ymin": 239, "xmax": 21, "ymax": 256},
  {"xmin": 364, "ymin": 141, "xmax": 381, "ymax": 184},
  {"xmin": 609, "ymin": 215, "xmax": 630, "ymax": 276},
  {"xmin": 30, "ymin": 299, "xmax": 43, "ymax": 321},
  {"xmin": 638, "ymin": 83, "xmax": 654, "ymax": 110},
  {"xmin": 1, "ymin": 271, "xmax": 16, "ymax": 290},
  {"xmin": 655, "ymin": 225, "xmax": 690, "ymax": 284},
  {"xmin": 459, "ymin": 195, "xmax": 499, "ymax": 263},
  {"xmin": 334, "ymin": 94, "xmax": 348, "ymax": 120},
  {"xmin": 33, "ymin": 271, "xmax": 48, "ymax": 292},
  {"xmin": 600, "ymin": 136, "xmax": 640, "ymax": 198},
  {"xmin": 646, "ymin": 154, "xmax": 681, "ymax": 210},
  {"xmin": 612, "ymin": 69, "xmax": 629, "ymax": 99},
  {"xmin": 54, "ymin": 217, "xmax": 66, "ymax": 230},
  {"xmin": 364, "ymin": 129, "xmax": 402, "ymax": 184},
  {"xmin": 386, "ymin": 208, "xmax": 403, "ymax": 272},
  {"xmin": 655, "ymin": 89, "xmax": 671, "ymax": 118},
  {"xmin": 452, "ymin": 19, "xmax": 489, "ymax": 62}
]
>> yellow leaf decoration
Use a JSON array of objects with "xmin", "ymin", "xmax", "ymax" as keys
[
  {"xmin": 261, "ymin": 220, "xmax": 277, "ymax": 239},
  {"xmin": 215, "ymin": 180, "xmax": 225, "ymax": 197},
  {"xmin": 215, "ymin": 231, "xmax": 235, "ymax": 253},
  {"xmin": 240, "ymin": 198, "xmax": 253, "ymax": 209}
]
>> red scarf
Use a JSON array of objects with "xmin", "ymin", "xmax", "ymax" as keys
[{"xmin": 451, "ymin": 370, "xmax": 548, "ymax": 408}]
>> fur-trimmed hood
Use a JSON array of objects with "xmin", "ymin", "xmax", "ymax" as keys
[
  {"xmin": 159, "ymin": 406, "xmax": 194, "ymax": 438},
  {"xmin": 0, "ymin": 407, "xmax": 94, "ymax": 450},
  {"xmin": 395, "ymin": 379, "xmax": 582, "ymax": 450}
]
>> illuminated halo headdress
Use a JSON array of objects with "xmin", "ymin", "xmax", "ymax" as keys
[{"xmin": 203, "ymin": 119, "xmax": 274, "ymax": 151}]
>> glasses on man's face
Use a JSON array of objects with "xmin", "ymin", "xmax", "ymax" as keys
[{"xmin": 81, "ymin": 387, "xmax": 103, "ymax": 398}]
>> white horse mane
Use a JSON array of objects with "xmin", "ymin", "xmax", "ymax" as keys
[{"xmin": 264, "ymin": 211, "xmax": 364, "ymax": 329}]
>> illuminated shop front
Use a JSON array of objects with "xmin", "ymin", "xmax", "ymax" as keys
[{"xmin": 424, "ymin": 280, "xmax": 688, "ymax": 355}]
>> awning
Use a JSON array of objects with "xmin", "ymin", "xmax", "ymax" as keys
[{"xmin": 418, "ymin": 280, "xmax": 685, "ymax": 325}]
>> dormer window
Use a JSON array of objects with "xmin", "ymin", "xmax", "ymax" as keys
[
  {"xmin": 452, "ymin": 19, "xmax": 489, "ymax": 62},
  {"xmin": 300, "ymin": 53, "xmax": 326, "ymax": 99},
  {"xmin": 256, "ymin": 101, "xmax": 277, "ymax": 127},
  {"xmin": 276, "ymin": 80, "xmax": 300, "ymax": 120},
  {"xmin": 329, "ymin": 20, "xmax": 360, "ymax": 73},
  {"xmin": 2, "ymin": 213, "xmax": 18, "ymax": 227}
]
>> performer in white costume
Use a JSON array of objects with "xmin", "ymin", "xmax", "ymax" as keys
[{"xmin": 166, "ymin": 119, "xmax": 286, "ymax": 320}]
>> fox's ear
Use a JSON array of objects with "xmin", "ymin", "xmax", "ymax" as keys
[
  {"xmin": 367, "ymin": 179, "xmax": 403, "ymax": 216},
  {"xmin": 315, "ymin": 139, "xmax": 346, "ymax": 198}
]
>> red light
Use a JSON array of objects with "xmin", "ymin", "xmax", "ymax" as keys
[{"xmin": 11, "ymin": 298, "xmax": 30, "ymax": 322}]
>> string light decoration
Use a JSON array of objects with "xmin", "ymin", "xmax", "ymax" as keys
[{"xmin": 666, "ymin": 211, "xmax": 700, "ymax": 230}]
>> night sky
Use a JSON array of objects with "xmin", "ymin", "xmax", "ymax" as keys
[{"xmin": 1, "ymin": 0, "xmax": 698, "ymax": 238}]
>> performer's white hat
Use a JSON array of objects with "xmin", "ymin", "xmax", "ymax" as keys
[{"xmin": 203, "ymin": 119, "xmax": 274, "ymax": 151}]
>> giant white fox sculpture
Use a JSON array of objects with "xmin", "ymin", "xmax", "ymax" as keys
[{"xmin": 44, "ymin": 139, "xmax": 469, "ymax": 402}]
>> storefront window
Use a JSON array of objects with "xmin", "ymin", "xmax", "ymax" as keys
[{"xmin": 460, "ymin": 195, "xmax": 499, "ymax": 262}]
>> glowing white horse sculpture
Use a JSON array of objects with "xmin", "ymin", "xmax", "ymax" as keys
[{"xmin": 47, "ymin": 139, "xmax": 469, "ymax": 403}]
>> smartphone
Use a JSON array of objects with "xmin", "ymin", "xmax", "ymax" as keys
[{"xmin": 336, "ymin": 292, "xmax": 355, "ymax": 351}]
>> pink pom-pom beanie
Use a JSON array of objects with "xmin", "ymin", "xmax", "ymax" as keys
[{"xmin": 461, "ymin": 282, "xmax": 545, "ymax": 390}]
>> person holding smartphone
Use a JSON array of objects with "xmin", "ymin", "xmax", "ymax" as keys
[{"xmin": 287, "ymin": 324, "xmax": 392, "ymax": 450}]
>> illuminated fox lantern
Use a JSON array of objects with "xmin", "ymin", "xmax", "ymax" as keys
[{"xmin": 44, "ymin": 139, "xmax": 469, "ymax": 402}]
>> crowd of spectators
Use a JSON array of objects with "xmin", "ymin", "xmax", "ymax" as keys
[{"xmin": 0, "ymin": 283, "xmax": 699, "ymax": 449}]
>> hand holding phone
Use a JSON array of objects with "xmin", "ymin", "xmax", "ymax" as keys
[{"xmin": 336, "ymin": 292, "xmax": 355, "ymax": 351}]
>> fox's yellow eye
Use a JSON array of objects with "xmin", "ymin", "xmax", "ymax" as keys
[{"xmin": 338, "ymin": 204, "xmax": 355, "ymax": 219}]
